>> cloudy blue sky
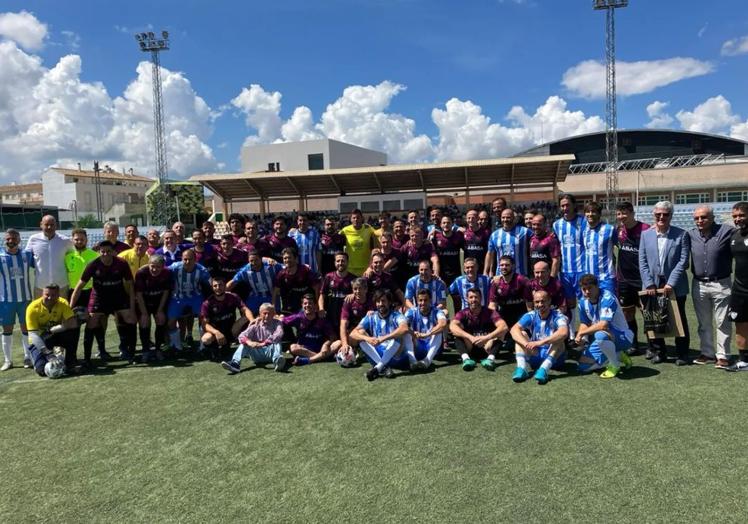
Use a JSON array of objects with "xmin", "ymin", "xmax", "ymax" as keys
[{"xmin": 1, "ymin": 0, "xmax": 747, "ymax": 183}]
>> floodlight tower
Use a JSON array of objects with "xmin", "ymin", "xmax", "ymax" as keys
[
  {"xmin": 134, "ymin": 31, "xmax": 170, "ymax": 185},
  {"xmin": 593, "ymin": 0, "xmax": 627, "ymax": 208}
]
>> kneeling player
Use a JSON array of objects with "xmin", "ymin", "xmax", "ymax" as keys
[
  {"xmin": 510, "ymin": 290, "xmax": 569, "ymax": 385},
  {"xmin": 449, "ymin": 288, "xmax": 508, "ymax": 371},
  {"xmin": 283, "ymin": 293, "xmax": 335, "ymax": 366},
  {"xmin": 25, "ymin": 284, "xmax": 79, "ymax": 377},
  {"xmin": 222, "ymin": 303, "xmax": 285, "ymax": 374},
  {"xmin": 404, "ymin": 289, "xmax": 448, "ymax": 370},
  {"xmin": 574, "ymin": 274, "xmax": 633, "ymax": 378},
  {"xmin": 350, "ymin": 289, "xmax": 409, "ymax": 381},
  {"xmin": 200, "ymin": 276, "xmax": 251, "ymax": 361},
  {"xmin": 332, "ymin": 278, "xmax": 372, "ymax": 366}
]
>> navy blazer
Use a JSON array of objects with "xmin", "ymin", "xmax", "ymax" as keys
[{"xmin": 638, "ymin": 225, "xmax": 691, "ymax": 297}]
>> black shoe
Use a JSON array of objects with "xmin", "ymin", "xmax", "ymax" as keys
[
  {"xmin": 79, "ymin": 360, "xmax": 93, "ymax": 372},
  {"xmin": 96, "ymin": 350, "xmax": 112, "ymax": 362},
  {"xmin": 627, "ymin": 346, "xmax": 644, "ymax": 356},
  {"xmin": 382, "ymin": 367, "xmax": 395, "ymax": 379},
  {"xmin": 651, "ymin": 353, "xmax": 667, "ymax": 364},
  {"xmin": 675, "ymin": 356, "xmax": 691, "ymax": 366},
  {"xmin": 365, "ymin": 367, "xmax": 379, "ymax": 381},
  {"xmin": 645, "ymin": 349, "xmax": 656, "ymax": 360},
  {"xmin": 184, "ymin": 336, "xmax": 194, "ymax": 349}
]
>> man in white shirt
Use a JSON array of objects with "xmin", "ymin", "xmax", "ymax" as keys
[{"xmin": 25, "ymin": 215, "xmax": 72, "ymax": 298}]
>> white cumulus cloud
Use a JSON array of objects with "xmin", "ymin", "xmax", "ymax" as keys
[
  {"xmin": 721, "ymin": 36, "xmax": 748, "ymax": 56},
  {"xmin": 562, "ymin": 57, "xmax": 715, "ymax": 99},
  {"xmin": 675, "ymin": 95, "xmax": 739, "ymax": 134},
  {"xmin": 0, "ymin": 10, "xmax": 47, "ymax": 51},
  {"xmin": 645, "ymin": 100, "xmax": 674, "ymax": 129}
]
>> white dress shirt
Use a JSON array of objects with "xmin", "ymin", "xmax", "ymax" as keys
[{"xmin": 25, "ymin": 233, "xmax": 72, "ymax": 288}]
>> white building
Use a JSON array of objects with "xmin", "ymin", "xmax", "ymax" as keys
[
  {"xmin": 241, "ymin": 138, "xmax": 386, "ymax": 173},
  {"xmin": 42, "ymin": 166, "xmax": 154, "ymax": 225},
  {"xmin": 0, "ymin": 183, "xmax": 44, "ymax": 205}
]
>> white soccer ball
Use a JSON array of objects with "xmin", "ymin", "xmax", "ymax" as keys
[
  {"xmin": 336, "ymin": 349, "xmax": 357, "ymax": 368},
  {"xmin": 44, "ymin": 356, "xmax": 65, "ymax": 379}
]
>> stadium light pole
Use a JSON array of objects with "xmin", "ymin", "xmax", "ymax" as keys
[
  {"xmin": 593, "ymin": 0, "xmax": 628, "ymax": 210},
  {"xmin": 134, "ymin": 31, "xmax": 170, "ymax": 187}
]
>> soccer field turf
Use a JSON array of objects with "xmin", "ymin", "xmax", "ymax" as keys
[{"xmin": 3, "ymin": 313, "xmax": 748, "ymax": 522}]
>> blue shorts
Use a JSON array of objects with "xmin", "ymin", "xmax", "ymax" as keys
[
  {"xmin": 528, "ymin": 345, "xmax": 566, "ymax": 370},
  {"xmin": 560, "ymin": 272, "xmax": 583, "ymax": 300},
  {"xmin": 364, "ymin": 342, "xmax": 410, "ymax": 370},
  {"xmin": 167, "ymin": 296, "xmax": 202, "ymax": 320},
  {"xmin": 583, "ymin": 329, "xmax": 633, "ymax": 364},
  {"xmin": 0, "ymin": 301, "xmax": 28, "ymax": 326},
  {"xmin": 598, "ymin": 277, "xmax": 617, "ymax": 295}
]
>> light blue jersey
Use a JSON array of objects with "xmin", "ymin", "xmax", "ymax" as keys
[
  {"xmin": 170, "ymin": 262, "xmax": 211, "ymax": 300},
  {"xmin": 289, "ymin": 227, "xmax": 321, "ymax": 273},
  {"xmin": 553, "ymin": 215, "xmax": 587, "ymax": 274},
  {"xmin": 517, "ymin": 309, "xmax": 569, "ymax": 342},
  {"xmin": 0, "ymin": 249, "xmax": 35, "ymax": 303},
  {"xmin": 448, "ymin": 274, "xmax": 491, "ymax": 307},
  {"xmin": 582, "ymin": 222, "xmax": 617, "ymax": 281},
  {"xmin": 405, "ymin": 275, "xmax": 447, "ymax": 306},
  {"xmin": 578, "ymin": 290, "xmax": 632, "ymax": 340},
  {"xmin": 358, "ymin": 310, "xmax": 407, "ymax": 338},
  {"xmin": 487, "ymin": 225, "xmax": 533, "ymax": 276},
  {"xmin": 232, "ymin": 261, "xmax": 279, "ymax": 298},
  {"xmin": 405, "ymin": 306, "xmax": 447, "ymax": 333}
]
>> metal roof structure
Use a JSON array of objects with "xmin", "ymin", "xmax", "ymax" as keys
[{"xmin": 190, "ymin": 155, "xmax": 575, "ymax": 205}]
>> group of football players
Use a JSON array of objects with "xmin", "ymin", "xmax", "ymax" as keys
[{"xmin": 3, "ymin": 194, "xmax": 748, "ymax": 383}]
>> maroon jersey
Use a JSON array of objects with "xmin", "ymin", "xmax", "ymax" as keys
[
  {"xmin": 400, "ymin": 242, "xmax": 435, "ymax": 279},
  {"xmin": 617, "ymin": 221, "xmax": 649, "ymax": 284},
  {"xmin": 321, "ymin": 271, "xmax": 355, "ymax": 326},
  {"xmin": 206, "ymin": 238, "xmax": 221, "ymax": 247},
  {"xmin": 463, "ymin": 227, "xmax": 490, "ymax": 273},
  {"xmin": 237, "ymin": 237, "xmax": 271, "ymax": 257},
  {"xmin": 529, "ymin": 233, "xmax": 561, "ymax": 268},
  {"xmin": 216, "ymin": 248, "xmax": 248, "ymax": 282},
  {"xmin": 453, "ymin": 307, "xmax": 501, "ymax": 336},
  {"xmin": 282, "ymin": 312, "xmax": 334, "ymax": 352},
  {"xmin": 200, "ymin": 292, "xmax": 244, "ymax": 328},
  {"xmin": 82, "ymin": 256, "xmax": 133, "ymax": 301},
  {"xmin": 391, "ymin": 233, "xmax": 408, "ymax": 250},
  {"xmin": 529, "ymin": 276, "xmax": 566, "ymax": 310},
  {"xmin": 193, "ymin": 244, "xmax": 218, "ymax": 273},
  {"xmin": 273, "ymin": 264, "xmax": 319, "ymax": 313},
  {"xmin": 320, "ymin": 232, "xmax": 346, "ymax": 275},
  {"xmin": 264, "ymin": 234, "xmax": 298, "ymax": 263},
  {"xmin": 366, "ymin": 271, "xmax": 401, "ymax": 299},
  {"xmin": 341, "ymin": 297, "xmax": 374, "ymax": 329},
  {"xmin": 94, "ymin": 240, "xmax": 130, "ymax": 254},
  {"xmin": 489, "ymin": 274, "xmax": 533, "ymax": 309},
  {"xmin": 432, "ymin": 230, "xmax": 464, "ymax": 284},
  {"xmin": 135, "ymin": 266, "xmax": 172, "ymax": 310}
]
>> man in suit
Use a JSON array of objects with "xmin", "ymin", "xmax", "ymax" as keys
[{"xmin": 639, "ymin": 201, "xmax": 691, "ymax": 365}]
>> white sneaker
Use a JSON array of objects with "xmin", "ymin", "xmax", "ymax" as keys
[
  {"xmin": 1, "ymin": 361, "xmax": 12, "ymax": 371},
  {"xmin": 728, "ymin": 360, "xmax": 748, "ymax": 372},
  {"xmin": 23, "ymin": 358, "xmax": 32, "ymax": 369}
]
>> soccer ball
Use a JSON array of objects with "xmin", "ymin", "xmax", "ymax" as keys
[
  {"xmin": 336, "ymin": 349, "xmax": 357, "ymax": 368},
  {"xmin": 44, "ymin": 356, "xmax": 65, "ymax": 379}
]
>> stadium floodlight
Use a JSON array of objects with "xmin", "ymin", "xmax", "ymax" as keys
[
  {"xmin": 594, "ymin": 0, "xmax": 628, "ymax": 210},
  {"xmin": 133, "ymin": 29, "xmax": 170, "ymax": 187}
]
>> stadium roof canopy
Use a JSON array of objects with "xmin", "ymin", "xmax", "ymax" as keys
[{"xmin": 190, "ymin": 155, "xmax": 575, "ymax": 204}]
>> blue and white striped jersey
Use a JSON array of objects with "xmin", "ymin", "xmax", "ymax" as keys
[
  {"xmin": 448, "ymin": 274, "xmax": 491, "ymax": 307},
  {"xmin": 553, "ymin": 215, "xmax": 587, "ymax": 274},
  {"xmin": 170, "ymin": 262, "xmax": 211, "ymax": 300},
  {"xmin": 405, "ymin": 275, "xmax": 448, "ymax": 305},
  {"xmin": 0, "ymin": 249, "xmax": 35, "ymax": 303},
  {"xmin": 405, "ymin": 306, "xmax": 447, "ymax": 333},
  {"xmin": 487, "ymin": 225, "xmax": 533, "ymax": 276},
  {"xmin": 582, "ymin": 222, "xmax": 617, "ymax": 280},
  {"xmin": 578, "ymin": 290, "xmax": 631, "ymax": 335},
  {"xmin": 358, "ymin": 310, "xmax": 407, "ymax": 338},
  {"xmin": 289, "ymin": 227, "xmax": 321, "ymax": 273},
  {"xmin": 517, "ymin": 309, "xmax": 568, "ymax": 342},
  {"xmin": 232, "ymin": 261, "xmax": 280, "ymax": 298}
]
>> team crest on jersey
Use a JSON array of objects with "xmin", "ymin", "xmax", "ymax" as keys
[
  {"xmin": 730, "ymin": 311, "xmax": 738, "ymax": 320},
  {"xmin": 744, "ymin": 238, "xmax": 748, "ymax": 246}
]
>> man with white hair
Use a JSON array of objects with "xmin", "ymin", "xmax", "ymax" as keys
[
  {"xmin": 25, "ymin": 215, "xmax": 72, "ymax": 298},
  {"xmin": 221, "ymin": 302, "xmax": 285, "ymax": 374},
  {"xmin": 687, "ymin": 205, "xmax": 734, "ymax": 368},
  {"xmin": 639, "ymin": 201, "xmax": 691, "ymax": 365}
]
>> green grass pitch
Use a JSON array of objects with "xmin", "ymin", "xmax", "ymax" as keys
[{"xmin": 2, "ymin": 304, "xmax": 748, "ymax": 523}]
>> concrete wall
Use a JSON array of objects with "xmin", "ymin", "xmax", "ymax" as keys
[
  {"xmin": 42, "ymin": 171, "xmax": 77, "ymax": 211},
  {"xmin": 240, "ymin": 139, "xmax": 386, "ymax": 173},
  {"xmin": 327, "ymin": 140, "xmax": 386, "ymax": 169},
  {"xmin": 42, "ymin": 170, "xmax": 150, "ymax": 215}
]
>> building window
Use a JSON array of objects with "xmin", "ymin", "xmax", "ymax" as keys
[
  {"xmin": 361, "ymin": 201, "xmax": 380, "ymax": 213},
  {"xmin": 637, "ymin": 194, "xmax": 669, "ymax": 206},
  {"xmin": 717, "ymin": 191, "xmax": 748, "ymax": 203},
  {"xmin": 308, "ymin": 153, "xmax": 324, "ymax": 170},
  {"xmin": 382, "ymin": 200, "xmax": 400, "ymax": 211},
  {"xmin": 84, "ymin": 192, "xmax": 92, "ymax": 206},
  {"xmin": 403, "ymin": 198, "xmax": 424, "ymax": 210},
  {"xmin": 339, "ymin": 202, "xmax": 357, "ymax": 214},
  {"xmin": 675, "ymin": 193, "xmax": 710, "ymax": 205}
]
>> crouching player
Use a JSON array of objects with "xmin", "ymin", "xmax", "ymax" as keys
[
  {"xmin": 403, "ymin": 289, "xmax": 448, "ymax": 371},
  {"xmin": 283, "ymin": 293, "xmax": 335, "ymax": 366},
  {"xmin": 510, "ymin": 290, "xmax": 569, "ymax": 385},
  {"xmin": 221, "ymin": 303, "xmax": 285, "ymax": 374},
  {"xmin": 574, "ymin": 273, "xmax": 633, "ymax": 378},
  {"xmin": 332, "ymin": 278, "xmax": 372, "ymax": 367},
  {"xmin": 25, "ymin": 284, "xmax": 79, "ymax": 377},
  {"xmin": 450, "ymin": 287, "xmax": 508, "ymax": 371},
  {"xmin": 350, "ymin": 289, "xmax": 409, "ymax": 381},
  {"xmin": 199, "ymin": 276, "xmax": 252, "ymax": 361}
]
